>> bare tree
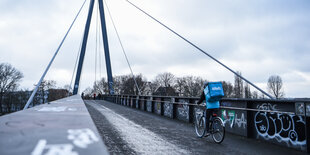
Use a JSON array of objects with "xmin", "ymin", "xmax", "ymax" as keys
[
  {"xmin": 154, "ymin": 72, "xmax": 175, "ymax": 87},
  {"xmin": 222, "ymin": 81, "xmax": 234, "ymax": 98},
  {"xmin": 34, "ymin": 80, "xmax": 56, "ymax": 105},
  {"xmin": 121, "ymin": 74, "xmax": 146, "ymax": 95},
  {"xmin": 182, "ymin": 76, "xmax": 204, "ymax": 97},
  {"xmin": 174, "ymin": 77, "xmax": 186, "ymax": 96},
  {"xmin": 244, "ymin": 83, "xmax": 252, "ymax": 98},
  {"xmin": 94, "ymin": 78, "xmax": 109, "ymax": 95},
  {"xmin": 234, "ymin": 71, "xmax": 244, "ymax": 98},
  {"xmin": 145, "ymin": 82, "xmax": 158, "ymax": 95},
  {"xmin": 0, "ymin": 63, "xmax": 23, "ymax": 114},
  {"xmin": 267, "ymin": 75, "xmax": 284, "ymax": 99},
  {"xmin": 252, "ymin": 91, "xmax": 258, "ymax": 99},
  {"xmin": 113, "ymin": 76, "xmax": 123, "ymax": 95}
]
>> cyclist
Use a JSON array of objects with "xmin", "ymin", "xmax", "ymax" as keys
[{"xmin": 197, "ymin": 82, "xmax": 223, "ymax": 136}]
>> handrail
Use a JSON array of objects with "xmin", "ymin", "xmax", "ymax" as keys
[{"xmin": 106, "ymin": 96, "xmax": 296, "ymax": 115}]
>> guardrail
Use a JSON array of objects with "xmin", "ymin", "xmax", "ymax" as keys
[
  {"xmin": 103, "ymin": 94, "xmax": 310, "ymax": 153},
  {"xmin": 0, "ymin": 95, "xmax": 108, "ymax": 155}
]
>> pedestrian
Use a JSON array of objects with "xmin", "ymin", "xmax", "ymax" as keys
[{"xmin": 98, "ymin": 93, "xmax": 102, "ymax": 100}]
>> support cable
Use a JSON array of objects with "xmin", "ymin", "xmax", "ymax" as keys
[
  {"xmin": 125, "ymin": 0, "xmax": 273, "ymax": 99},
  {"xmin": 98, "ymin": 3, "xmax": 103, "ymax": 80},
  {"xmin": 23, "ymin": 0, "xmax": 88, "ymax": 110},
  {"xmin": 104, "ymin": 0, "xmax": 141, "ymax": 95}
]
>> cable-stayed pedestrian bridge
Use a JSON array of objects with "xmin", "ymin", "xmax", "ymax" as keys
[{"xmin": 0, "ymin": 0, "xmax": 309, "ymax": 154}]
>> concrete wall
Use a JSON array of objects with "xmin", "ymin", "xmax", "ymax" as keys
[{"xmin": 103, "ymin": 95, "xmax": 310, "ymax": 152}]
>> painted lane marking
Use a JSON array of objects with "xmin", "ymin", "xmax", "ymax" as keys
[
  {"xmin": 37, "ymin": 107, "xmax": 67, "ymax": 112},
  {"xmin": 31, "ymin": 139, "xmax": 77, "ymax": 155},
  {"xmin": 90, "ymin": 101, "xmax": 190, "ymax": 155},
  {"xmin": 67, "ymin": 128, "xmax": 99, "ymax": 148},
  {"xmin": 36, "ymin": 106, "xmax": 77, "ymax": 112},
  {"xmin": 31, "ymin": 128, "xmax": 99, "ymax": 155}
]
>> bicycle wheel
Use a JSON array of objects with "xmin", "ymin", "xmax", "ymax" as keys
[
  {"xmin": 195, "ymin": 114, "xmax": 206, "ymax": 138},
  {"xmin": 211, "ymin": 117, "xmax": 225, "ymax": 144}
]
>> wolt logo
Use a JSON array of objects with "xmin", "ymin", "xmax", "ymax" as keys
[{"xmin": 212, "ymin": 87, "xmax": 221, "ymax": 91}]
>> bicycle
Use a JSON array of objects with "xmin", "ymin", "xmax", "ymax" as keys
[{"xmin": 195, "ymin": 107, "xmax": 225, "ymax": 144}]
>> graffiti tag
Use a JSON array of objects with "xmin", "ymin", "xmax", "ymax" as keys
[
  {"xmin": 254, "ymin": 103, "xmax": 306, "ymax": 148},
  {"xmin": 164, "ymin": 102, "xmax": 172, "ymax": 118},
  {"xmin": 221, "ymin": 110, "xmax": 246, "ymax": 129}
]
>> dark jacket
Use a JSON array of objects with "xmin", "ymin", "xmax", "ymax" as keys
[{"xmin": 197, "ymin": 91, "xmax": 205, "ymax": 104}]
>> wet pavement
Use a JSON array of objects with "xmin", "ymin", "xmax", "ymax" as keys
[{"xmin": 85, "ymin": 100, "xmax": 306, "ymax": 155}]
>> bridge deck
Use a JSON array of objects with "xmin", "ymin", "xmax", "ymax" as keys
[{"xmin": 86, "ymin": 100, "xmax": 306, "ymax": 155}]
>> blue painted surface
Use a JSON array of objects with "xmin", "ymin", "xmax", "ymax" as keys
[{"xmin": 73, "ymin": 0, "xmax": 95, "ymax": 95}]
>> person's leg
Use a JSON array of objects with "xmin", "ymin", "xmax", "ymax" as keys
[{"xmin": 205, "ymin": 109, "xmax": 214, "ymax": 133}]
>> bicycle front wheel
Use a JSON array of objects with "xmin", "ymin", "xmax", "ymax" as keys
[
  {"xmin": 195, "ymin": 115, "xmax": 206, "ymax": 138},
  {"xmin": 211, "ymin": 117, "xmax": 225, "ymax": 144}
]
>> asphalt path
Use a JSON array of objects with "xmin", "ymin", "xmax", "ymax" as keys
[{"xmin": 85, "ymin": 100, "xmax": 306, "ymax": 155}]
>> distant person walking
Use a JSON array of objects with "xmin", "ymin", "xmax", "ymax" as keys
[
  {"xmin": 98, "ymin": 93, "xmax": 102, "ymax": 100},
  {"xmin": 93, "ymin": 93, "xmax": 96, "ymax": 100}
]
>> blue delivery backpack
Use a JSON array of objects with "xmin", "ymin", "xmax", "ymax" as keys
[{"xmin": 204, "ymin": 82, "xmax": 225, "ymax": 109}]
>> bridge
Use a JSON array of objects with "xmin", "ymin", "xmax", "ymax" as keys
[
  {"xmin": 0, "ymin": 0, "xmax": 309, "ymax": 154},
  {"xmin": 1, "ymin": 95, "xmax": 309, "ymax": 154}
]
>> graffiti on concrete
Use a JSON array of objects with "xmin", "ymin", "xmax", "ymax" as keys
[
  {"xmin": 235, "ymin": 113, "xmax": 246, "ymax": 129},
  {"xmin": 164, "ymin": 101, "xmax": 173, "ymax": 118},
  {"xmin": 177, "ymin": 100, "xmax": 189, "ymax": 120},
  {"xmin": 155, "ymin": 101, "xmax": 161, "ymax": 115},
  {"xmin": 306, "ymin": 104, "xmax": 310, "ymax": 116},
  {"xmin": 295, "ymin": 103, "xmax": 305, "ymax": 116},
  {"xmin": 221, "ymin": 110, "xmax": 246, "ymax": 129},
  {"xmin": 254, "ymin": 103, "xmax": 306, "ymax": 147},
  {"xmin": 135, "ymin": 99, "xmax": 139, "ymax": 109},
  {"xmin": 122, "ymin": 99, "xmax": 126, "ymax": 106},
  {"xmin": 147, "ymin": 100, "xmax": 152, "ymax": 112},
  {"xmin": 140, "ymin": 100, "xmax": 145, "ymax": 110},
  {"xmin": 221, "ymin": 101, "xmax": 232, "ymax": 107}
]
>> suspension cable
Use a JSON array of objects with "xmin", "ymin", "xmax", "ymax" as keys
[
  {"xmin": 104, "ymin": 0, "xmax": 141, "ymax": 95},
  {"xmin": 23, "ymin": 0, "xmax": 88, "ymax": 110},
  {"xmin": 98, "ymin": 6, "xmax": 102, "ymax": 80},
  {"xmin": 125, "ymin": 0, "xmax": 273, "ymax": 99}
]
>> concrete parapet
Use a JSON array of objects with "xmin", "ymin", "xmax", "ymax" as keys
[{"xmin": 0, "ymin": 95, "xmax": 108, "ymax": 155}]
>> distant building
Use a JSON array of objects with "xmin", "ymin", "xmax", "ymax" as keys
[
  {"xmin": 48, "ymin": 89, "xmax": 69, "ymax": 102},
  {"xmin": 153, "ymin": 86, "xmax": 177, "ymax": 96}
]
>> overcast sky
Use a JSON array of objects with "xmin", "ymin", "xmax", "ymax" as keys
[{"xmin": 0, "ymin": 0, "xmax": 309, "ymax": 98}]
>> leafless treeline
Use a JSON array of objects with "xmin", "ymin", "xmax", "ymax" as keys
[{"xmin": 83, "ymin": 72, "xmax": 285, "ymax": 99}]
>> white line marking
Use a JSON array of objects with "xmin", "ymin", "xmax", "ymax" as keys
[
  {"xmin": 32, "ymin": 139, "xmax": 47, "ymax": 155},
  {"xmin": 90, "ymin": 101, "xmax": 189, "ymax": 155}
]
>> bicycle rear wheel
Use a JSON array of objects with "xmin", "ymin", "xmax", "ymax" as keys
[
  {"xmin": 195, "ymin": 115, "xmax": 206, "ymax": 138},
  {"xmin": 211, "ymin": 117, "xmax": 225, "ymax": 144}
]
